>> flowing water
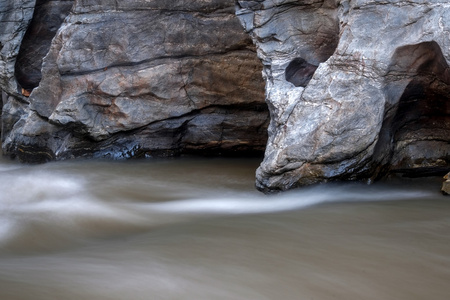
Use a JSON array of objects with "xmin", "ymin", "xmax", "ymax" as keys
[{"xmin": 0, "ymin": 156, "xmax": 449, "ymax": 300}]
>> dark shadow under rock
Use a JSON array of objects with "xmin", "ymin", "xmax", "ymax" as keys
[
  {"xmin": 381, "ymin": 41, "xmax": 450, "ymax": 176},
  {"xmin": 285, "ymin": 57, "xmax": 318, "ymax": 87}
]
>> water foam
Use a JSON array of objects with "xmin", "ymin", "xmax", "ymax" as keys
[{"xmin": 142, "ymin": 183, "xmax": 434, "ymax": 215}]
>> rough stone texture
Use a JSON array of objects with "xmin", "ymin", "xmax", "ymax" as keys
[
  {"xmin": 0, "ymin": 90, "xmax": 3, "ymax": 136},
  {"xmin": 0, "ymin": 0, "xmax": 268, "ymax": 162},
  {"xmin": 236, "ymin": 0, "xmax": 450, "ymax": 192},
  {"xmin": 0, "ymin": 0, "xmax": 35, "ymax": 95},
  {"xmin": 15, "ymin": 0, "xmax": 74, "ymax": 91}
]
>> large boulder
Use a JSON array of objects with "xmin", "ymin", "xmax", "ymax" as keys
[
  {"xmin": 236, "ymin": 0, "xmax": 450, "ymax": 192},
  {"xmin": 0, "ymin": 0, "xmax": 268, "ymax": 162}
]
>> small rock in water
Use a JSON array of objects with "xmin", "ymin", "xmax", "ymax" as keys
[{"xmin": 442, "ymin": 173, "xmax": 450, "ymax": 195}]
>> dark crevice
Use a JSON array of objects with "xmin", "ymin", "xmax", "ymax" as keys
[
  {"xmin": 378, "ymin": 41, "xmax": 450, "ymax": 176},
  {"xmin": 59, "ymin": 49, "xmax": 256, "ymax": 77},
  {"xmin": 14, "ymin": 0, "xmax": 74, "ymax": 92},
  {"xmin": 60, "ymin": 102, "xmax": 269, "ymax": 139},
  {"xmin": 285, "ymin": 57, "xmax": 318, "ymax": 87},
  {"xmin": 71, "ymin": 3, "xmax": 235, "ymax": 16}
]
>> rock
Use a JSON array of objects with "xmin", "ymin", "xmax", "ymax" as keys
[
  {"xmin": 15, "ymin": 0, "xmax": 74, "ymax": 91},
  {"xmin": 2, "ymin": 0, "xmax": 447, "ymax": 191},
  {"xmin": 236, "ymin": 0, "xmax": 450, "ymax": 192},
  {"xmin": 0, "ymin": 0, "xmax": 268, "ymax": 162},
  {"xmin": 285, "ymin": 58, "xmax": 318, "ymax": 88},
  {"xmin": 0, "ymin": 0, "xmax": 35, "ymax": 95},
  {"xmin": 1, "ymin": 90, "xmax": 4, "ymax": 135},
  {"xmin": 443, "ymin": 173, "xmax": 450, "ymax": 195}
]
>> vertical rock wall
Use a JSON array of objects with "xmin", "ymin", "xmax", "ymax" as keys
[
  {"xmin": 0, "ymin": 0, "xmax": 35, "ymax": 95},
  {"xmin": 15, "ymin": 0, "xmax": 74, "ymax": 92},
  {"xmin": 0, "ymin": 0, "xmax": 268, "ymax": 162},
  {"xmin": 2, "ymin": 0, "xmax": 448, "ymax": 191},
  {"xmin": 236, "ymin": 0, "xmax": 450, "ymax": 191}
]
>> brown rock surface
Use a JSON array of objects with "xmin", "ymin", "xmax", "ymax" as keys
[
  {"xmin": 443, "ymin": 173, "xmax": 450, "ymax": 195},
  {"xmin": 0, "ymin": 0, "xmax": 268, "ymax": 162}
]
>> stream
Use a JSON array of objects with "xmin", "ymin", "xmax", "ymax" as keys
[{"xmin": 0, "ymin": 156, "xmax": 449, "ymax": 299}]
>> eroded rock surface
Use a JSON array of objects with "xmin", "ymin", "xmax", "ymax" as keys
[
  {"xmin": 1, "ymin": 0, "xmax": 268, "ymax": 162},
  {"xmin": 2, "ymin": 0, "xmax": 448, "ymax": 190},
  {"xmin": 236, "ymin": 0, "xmax": 450, "ymax": 191},
  {"xmin": 15, "ymin": 0, "xmax": 74, "ymax": 91},
  {"xmin": 0, "ymin": 0, "xmax": 35, "ymax": 95}
]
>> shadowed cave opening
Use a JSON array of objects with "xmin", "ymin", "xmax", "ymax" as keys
[
  {"xmin": 14, "ymin": 0, "xmax": 73, "ymax": 95},
  {"xmin": 280, "ymin": 3, "xmax": 340, "ymax": 88},
  {"xmin": 285, "ymin": 57, "xmax": 318, "ymax": 87},
  {"xmin": 383, "ymin": 41, "xmax": 450, "ymax": 176}
]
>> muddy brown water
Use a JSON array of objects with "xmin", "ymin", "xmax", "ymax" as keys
[{"xmin": 0, "ymin": 157, "xmax": 449, "ymax": 299}]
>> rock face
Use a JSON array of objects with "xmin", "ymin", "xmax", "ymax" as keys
[
  {"xmin": 0, "ymin": 0, "xmax": 35, "ymax": 95},
  {"xmin": 0, "ymin": 0, "xmax": 268, "ymax": 162},
  {"xmin": 1, "ymin": 0, "xmax": 449, "ymax": 192},
  {"xmin": 15, "ymin": 0, "xmax": 74, "ymax": 92},
  {"xmin": 236, "ymin": 0, "xmax": 450, "ymax": 191}
]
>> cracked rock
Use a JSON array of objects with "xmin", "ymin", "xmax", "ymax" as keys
[
  {"xmin": 0, "ymin": 0, "xmax": 268, "ymax": 161},
  {"xmin": 236, "ymin": 0, "xmax": 450, "ymax": 192}
]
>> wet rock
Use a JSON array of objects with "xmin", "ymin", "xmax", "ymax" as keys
[
  {"xmin": 443, "ymin": 173, "xmax": 450, "ymax": 195},
  {"xmin": 236, "ymin": 0, "xmax": 450, "ymax": 192},
  {"xmin": 0, "ymin": 0, "xmax": 268, "ymax": 161}
]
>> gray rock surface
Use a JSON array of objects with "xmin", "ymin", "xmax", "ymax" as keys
[
  {"xmin": 15, "ymin": 0, "xmax": 74, "ymax": 91},
  {"xmin": 236, "ymin": 0, "xmax": 450, "ymax": 191},
  {"xmin": 1, "ymin": 0, "xmax": 268, "ymax": 162},
  {"xmin": 0, "ymin": 0, "xmax": 35, "ymax": 95},
  {"xmin": 1, "ymin": 0, "xmax": 448, "ymax": 191}
]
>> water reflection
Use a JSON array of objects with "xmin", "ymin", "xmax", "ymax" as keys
[{"xmin": 0, "ymin": 157, "xmax": 448, "ymax": 299}]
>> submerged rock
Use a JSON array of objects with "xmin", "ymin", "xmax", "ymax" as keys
[
  {"xmin": 0, "ymin": 0, "xmax": 268, "ymax": 162},
  {"xmin": 236, "ymin": 0, "xmax": 450, "ymax": 192}
]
